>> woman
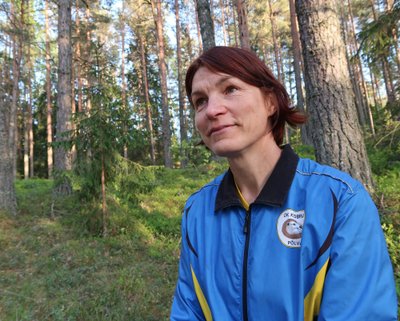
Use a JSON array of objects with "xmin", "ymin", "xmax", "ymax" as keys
[{"xmin": 170, "ymin": 46, "xmax": 397, "ymax": 321}]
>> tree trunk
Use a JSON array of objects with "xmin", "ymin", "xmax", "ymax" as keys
[
  {"xmin": 219, "ymin": 0, "xmax": 227, "ymax": 46},
  {"xmin": 289, "ymin": 0, "xmax": 312, "ymax": 145},
  {"xmin": 369, "ymin": 0, "xmax": 396, "ymax": 104},
  {"xmin": 10, "ymin": 0, "xmax": 24, "ymax": 178},
  {"xmin": 24, "ymin": 40, "xmax": 34, "ymax": 178},
  {"xmin": 268, "ymin": 0, "xmax": 282, "ymax": 82},
  {"xmin": 175, "ymin": 0, "xmax": 188, "ymax": 167},
  {"xmin": 193, "ymin": 0, "xmax": 203, "ymax": 52},
  {"xmin": 55, "ymin": 0, "xmax": 73, "ymax": 194},
  {"xmin": 341, "ymin": 1, "xmax": 371, "ymax": 129},
  {"xmin": 151, "ymin": 0, "xmax": 172, "ymax": 168},
  {"xmin": 296, "ymin": 0, "xmax": 374, "ymax": 191},
  {"xmin": 85, "ymin": 5, "xmax": 92, "ymax": 112},
  {"xmin": 120, "ymin": 2, "xmax": 128, "ymax": 159},
  {"xmin": 195, "ymin": 0, "xmax": 215, "ymax": 51},
  {"xmin": 101, "ymin": 153, "xmax": 107, "ymax": 237},
  {"xmin": 24, "ymin": 86, "xmax": 29, "ymax": 179},
  {"xmin": 45, "ymin": 0, "xmax": 53, "ymax": 178},
  {"xmin": 232, "ymin": 2, "xmax": 239, "ymax": 47},
  {"xmin": 0, "ymin": 24, "xmax": 17, "ymax": 213},
  {"xmin": 184, "ymin": 24, "xmax": 197, "ymax": 138},
  {"xmin": 235, "ymin": 0, "xmax": 250, "ymax": 50},
  {"xmin": 75, "ymin": 3, "xmax": 83, "ymax": 113},
  {"xmin": 0, "ymin": 98, "xmax": 17, "ymax": 214},
  {"xmin": 139, "ymin": 35, "xmax": 156, "ymax": 165},
  {"xmin": 345, "ymin": 0, "xmax": 375, "ymax": 135}
]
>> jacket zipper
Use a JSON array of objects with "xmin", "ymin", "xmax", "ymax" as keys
[{"xmin": 243, "ymin": 209, "xmax": 251, "ymax": 321}]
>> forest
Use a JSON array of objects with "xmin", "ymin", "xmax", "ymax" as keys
[{"xmin": 0, "ymin": 0, "xmax": 399, "ymax": 319}]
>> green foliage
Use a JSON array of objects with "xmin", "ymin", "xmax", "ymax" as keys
[
  {"xmin": 358, "ymin": 0, "xmax": 400, "ymax": 61},
  {"xmin": 366, "ymin": 104, "xmax": 400, "ymax": 175}
]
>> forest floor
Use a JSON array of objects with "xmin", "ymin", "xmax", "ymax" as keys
[{"xmin": 0, "ymin": 160, "xmax": 399, "ymax": 320}]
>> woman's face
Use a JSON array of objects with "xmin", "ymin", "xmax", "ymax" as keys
[{"xmin": 191, "ymin": 67, "xmax": 276, "ymax": 158}]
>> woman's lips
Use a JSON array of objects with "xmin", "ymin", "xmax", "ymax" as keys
[{"xmin": 208, "ymin": 124, "xmax": 234, "ymax": 136}]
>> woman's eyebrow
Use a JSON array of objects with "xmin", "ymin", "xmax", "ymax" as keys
[{"xmin": 191, "ymin": 76, "xmax": 234, "ymax": 98}]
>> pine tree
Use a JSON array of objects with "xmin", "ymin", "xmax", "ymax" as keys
[{"xmin": 296, "ymin": 0, "xmax": 374, "ymax": 190}]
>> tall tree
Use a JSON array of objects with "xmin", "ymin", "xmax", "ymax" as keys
[
  {"xmin": 267, "ymin": 0, "xmax": 282, "ymax": 82},
  {"xmin": 120, "ymin": 1, "xmax": 128, "ymax": 159},
  {"xmin": 45, "ymin": 0, "xmax": 54, "ymax": 177},
  {"xmin": 288, "ymin": 0, "xmax": 311, "ymax": 145},
  {"xmin": 340, "ymin": 1, "xmax": 368, "ymax": 127},
  {"xmin": 0, "ymin": 93, "xmax": 17, "ymax": 214},
  {"xmin": 151, "ymin": 0, "xmax": 172, "ymax": 167},
  {"xmin": 175, "ymin": 0, "xmax": 188, "ymax": 167},
  {"xmin": 0, "ymin": 2, "xmax": 18, "ymax": 214},
  {"xmin": 138, "ymin": 34, "xmax": 156, "ymax": 165},
  {"xmin": 344, "ymin": 0, "xmax": 375, "ymax": 135},
  {"xmin": 10, "ymin": 0, "xmax": 24, "ymax": 178},
  {"xmin": 296, "ymin": 0, "xmax": 374, "ymax": 190},
  {"xmin": 235, "ymin": 0, "xmax": 250, "ymax": 50},
  {"xmin": 195, "ymin": 0, "xmax": 216, "ymax": 51},
  {"xmin": 219, "ymin": 0, "xmax": 228, "ymax": 45},
  {"xmin": 55, "ymin": 0, "xmax": 73, "ymax": 192}
]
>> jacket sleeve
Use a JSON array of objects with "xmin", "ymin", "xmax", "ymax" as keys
[
  {"xmin": 170, "ymin": 209, "xmax": 205, "ymax": 321},
  {"xmin": 318, "ymin": 186, "xmax": 398, "ymax": 321}
]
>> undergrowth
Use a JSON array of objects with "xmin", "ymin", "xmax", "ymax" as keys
[{"xmin": 0, "ymin": 150, "xmax": 398, "ymax": 320}]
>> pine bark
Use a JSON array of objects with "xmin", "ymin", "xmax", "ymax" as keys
[
  {"xmin": 151, "ymin": 0, "xmax": 172, "ymax": 168},
  {"xmin": 369, "ymin": 0, "xmax": 396, "ymax": 104},
  {"xmin": 235, "ymin": 0, "xmax": 250, "ymax": 50},
  {"xmin": 24, "ymin": 43, "xmax": 34, "ymax": 178},
  {"xmin": 55, "ymin": 0, "xmax": 73, "ymax": 188},
  {"xmin": 120, "ymin": 2, "xmax": 128, "ymax": 159},
  {"xmin": 289, "ymin": 0, "xmax": 312, "ymax": 145},
  {"xmin": 45, "ymin": 0, "xmax": 53, "ymax": 178},
  {"xmin": 219, "ymin": 0, "xmax": 228, "ymax": 45},
  {"xmin": 195, "ymin": 0, "xmax": 215, "ymax": 51},
  {"xmin": 175, "ymin": 0, "xmax": 188, "ymax": 167},
  {"xmin": 193, "ymin": 0, "xmax": 203, "ymax": 52},
  {"xmin": 0, "ymin": 3, "xmax": 17, "ymax": 213},
  {"xmin": 0, "ymin": 98, "xmax": 17, "ymax": 214},
  {"xmin": 75, "ymin": 3, "xmax": 83, "ymax": 113},
  {"xmin": 85, "ymin": 5, "xmax": 92, "ymax": 112},
  {"xmin": 296, "ymin": 0, "xmax": 374, "ymax": 190},
  {"xmin": 268, "ymin": 0, "xmax": 282, "ymax": 82},
  {"xmin": 138, "ymin": 35, "xmax": 156, "ymax": 165},
  {"xmin": 10, "ymin": 0, "xmax": 24, "ymax": 178}
]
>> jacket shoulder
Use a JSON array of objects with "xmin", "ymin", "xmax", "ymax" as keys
[
  {"xmin": 184, "ymin": 172, "xmax": 225, "ymax": 210},
  {"xmin": 296, "ymin": 158, "xmax": 365, "ymax": 196}
]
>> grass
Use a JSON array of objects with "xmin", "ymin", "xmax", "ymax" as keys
[
  {"xmin": 0, "ymin": 164, "xmax": 225, "ymax": 321},
  {"xmin": 0, "ymin": 161, "xmax": 398, "ymax": 320}
]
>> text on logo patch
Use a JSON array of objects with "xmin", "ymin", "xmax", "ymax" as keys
[{"xmin": 277, "ymin": 209, "xmax": 305, "ymax": 248}]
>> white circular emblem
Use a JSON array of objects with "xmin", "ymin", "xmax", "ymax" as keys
[{"xmin": 277, "ymin": 209, "xmax": 305, "ymax": 248}]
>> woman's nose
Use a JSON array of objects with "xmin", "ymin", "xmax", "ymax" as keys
[{"xmin": 205, "ymin": 95, "xmax": 226, "ymax": 118}]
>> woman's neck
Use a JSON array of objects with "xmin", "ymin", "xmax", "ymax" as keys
[{"xmin": 228, "ymin": 141, "xmax": 282, "ymax": 205}]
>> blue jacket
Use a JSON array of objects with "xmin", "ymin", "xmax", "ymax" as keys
[{"xmin": 170, "ymin": 145, "xmax": 398, "ymax": 321}]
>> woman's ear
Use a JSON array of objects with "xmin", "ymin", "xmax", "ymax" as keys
[{"xmin": 264, "ymin": 92, "xmax": 278, "ymax": 116}]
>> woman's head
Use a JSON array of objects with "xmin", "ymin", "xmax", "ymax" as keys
[{"xmin": 185, "ymin": 46, "xmax": 306, "ymax": 146}]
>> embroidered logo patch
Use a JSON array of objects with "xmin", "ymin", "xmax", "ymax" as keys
[{"xmin": 277, "ymin": 209, "xmax": 305, "ymax": 248}]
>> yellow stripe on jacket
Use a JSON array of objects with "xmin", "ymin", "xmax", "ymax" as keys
[
  {"xmin": 304, "ymin": 258, "xmax": 330, "ymax": 321},
  {"xmin": 191, "ymin": 265, "xmax": 213, "ymax": 321}
]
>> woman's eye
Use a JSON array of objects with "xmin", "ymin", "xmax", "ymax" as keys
[
  {"xmin": 194, "ymin": 98, "xmax": 207, "ymax": 110},
  {"xmin": 225, "ymin": 86, "xmax": 237, "ymax": 94}
]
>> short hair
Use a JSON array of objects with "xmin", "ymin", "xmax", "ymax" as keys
[{"xmin": 185, "ymin": 46, "xmax": 307, "ymax": 146}]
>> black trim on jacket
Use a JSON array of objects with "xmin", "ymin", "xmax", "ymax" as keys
[{"xmin": 215, "ymin": 144, "xmax": 300, "ymax": 212}]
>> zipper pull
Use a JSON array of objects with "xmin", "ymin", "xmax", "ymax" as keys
[{"xmin": 243, "ymin": 211, "xmax": 250, "ymax": 234}]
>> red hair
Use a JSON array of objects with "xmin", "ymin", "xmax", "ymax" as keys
[{"xmin": 185, "ymin": 46, "xmax": 307, "ymax": 145}]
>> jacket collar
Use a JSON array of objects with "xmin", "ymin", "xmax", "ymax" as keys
[{"xmin": 215, "ymin": 144, "xmax": 299, "ymax": 211}]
